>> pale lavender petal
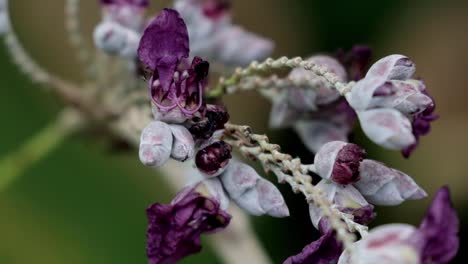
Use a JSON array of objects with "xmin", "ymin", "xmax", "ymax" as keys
[
  {"xmin": 366, "ymin": 54, "xmax": 416, "ymax": 81},
  {"xmin": 355, "ymin": 159, "xmax": 427, "ymax": 206},
  {"xmin": 169, "ymin": 124, "xmax": 195, "ymax": 162},
  {"xmin": 139, "ymin": 121, "xmax": 173, "ymax": 167},
  {"xmin": 358, "ymin": 108, "xmax": 415, "ymax": 150},
  {"xmin": 338, "ymin": 224, "xmax": 419, "ymax": 264}
]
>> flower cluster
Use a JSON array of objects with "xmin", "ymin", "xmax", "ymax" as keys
[
  {"xmin": 135, "ymin": 9, "xmax": 287, "ymax": 263},
  {"xmin": 94, "ymin": 0, "xmax": 273, "ymax": 68},
  {"xmin": 92, "ymin": 2, "xmax": 455, "ymax": 264},
  {"xmin": 346, "ymin": 55, "xmax": 438, "ymax": 157},
  {"xmin": 269, "ymin": 55, "xmax": 358, "ymax": 153},
  {"xmin": 286, "ymin": 187, "xmax": 458, "ymax": 264}
]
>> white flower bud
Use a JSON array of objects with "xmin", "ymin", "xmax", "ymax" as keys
[
  {"xmin": 169, "ymin": 125, "xmax": 195, "ymax": 162},
  {"xmin": 366, "ymin": 54, "xmax": 416, "ymax": 81},
  {"xmin": 354, "ymin": 159, "xmax": 427, "ymax": 205},
  {"xmin": 347, "ymin": 77, "xmax": 433, "ymax": 114},
  {"xmin": 338, "ymin": 224, "xmax": 419, "ymax": 264},
  {"xmin": 256, "ymin": 178, "xmax": 289, "ymax": 218},
  {"xmin": 93, "ymin": 21, "xmax": 141, "ymax": 58},
  {"xmin": 220, "ymin": 161, "xmax": 289, "ymax": 217},
  {"xmin": 139, "ymin": 121, "xmax": 173, "ymax": 167},
  {"xmin": 357, "ymin": 108, "xmax": 415, "ymax": 150}
]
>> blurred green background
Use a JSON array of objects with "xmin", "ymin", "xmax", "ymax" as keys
[{"xmin": 1, "ymin": 0, "xmax": 467, "ymax": 263}]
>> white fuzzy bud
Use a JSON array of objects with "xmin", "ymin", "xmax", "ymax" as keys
[
  {"xmin": 354, "ymin": 159, "xmax": 427, "ymax": 205},
  {"xmin": 139, "ymin": 121, "xmax": 173, "ymax": 168},
  {"xmin": 220, "ymin": 161, "xmax": 289, "ymax": 217},
  {"xmin": 169, "ymin": 124, "xmax": 195, "ymax": 162},
  {"xmin": 196, "ymin": 178, "xmax": 230, "ymax": 211},
  {"xmin": 93, "ymin": 21, "xmax": 140, "ymax": 58}
]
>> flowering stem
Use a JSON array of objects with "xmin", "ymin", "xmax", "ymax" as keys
[
  {"xmin": 207, "ymin": 57, "xmax": 354, "ymax": 98},
  {"xmin": 0, "ymin": 109, "xmax": 85, "ymax": 192},
  {"xmin": 223, "ymin": 123, "xmax": 363, "ymax": 250}
]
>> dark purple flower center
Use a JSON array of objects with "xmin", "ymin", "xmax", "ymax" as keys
[
  {"xmin": 402, "ymin": 90, "xmax": 438, "ymax": 158},
  {"xmin": 189, "ymin": 104, "xmax": 230, "ymax": 140},
  {"xmin": 331, "ymin": 143, "xmax": 366, "ymax": 184},
  {"xmin": 196, "ymin": 141, "xmax": 232, "ymax": 175},
  {"xmin": 138, "ymin": 9, "xmax": 210, "ymax": 117}
]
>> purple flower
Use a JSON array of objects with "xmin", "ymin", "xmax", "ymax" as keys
[
  {"xmin": 314, "ymin": 141, "xmax": 366, "ymax": 185},
  {"xmin": 346, "ymin": 55, "xmax": 437, "ymax": 157},
  {"xmin": 337, "ymin": 187, "xmax": 459, "ymax": 264},
  {"xmin": 195, "ymin": 140, "xmax": 232, "ymax": 177},
  {"xmin": 146, "ymin": 186, "xmax": 231, "ymax": 264},
  {"xmin": 99, "ymin": 0, "xmax": 149, "ymax": 31},
  {"xmin": 284, "ymin": 231, "xmax": 343, "ymax": 264},
  {"xmin": 418, "ymin": 187, "xmax": 459, "ymax": 263},
  {"xmin": 138, "ymin": 9, "xmax": 209, "ymax": 117}
]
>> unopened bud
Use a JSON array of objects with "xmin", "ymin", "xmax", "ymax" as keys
[
  {"xmin": 354, "ymin": 159, "xmax": 427, "ymax": 205},
  {"xmin": 168, "ymin": 125, "xmax": 195, "ymax": 162},
  {"xmin": 220, "ymin": 161, "xmax": 289, "ymax": 217},
  {"xmin": 93, "ymin": 21, "xmax": 141, "ymax": 58},
  {"xmin": 358, "ymin": 108, "xmax": 415, "ymax": 150},
  {"xmin": 366, "ymin": 54, "xmax": 416, "ymax": 81},
  {"xmin": 195, "ymin": 141, "xmax": 232, "ymax": 177},
  {"xmin": 314, "ymin": 141, "xmax": 366, "ymax": 185},
  {"xmin": 139, "ymin": 121, "xmax": 173, "ymax": 167}
]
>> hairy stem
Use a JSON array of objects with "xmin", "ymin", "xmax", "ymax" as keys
[
  {"xmin": 0, "ymin": 109, "xmax": 85, "ymax": 192},
  {"xmin": 65, "ymin": 0, "xmax": 92, "ymax": 71},
  {"xmin": 223, "ymin": 123, "xmax": 363, "ymax": 249},
  {"xmin": 207, "ymin": 56, "xmax": 354, "ymax": 98}
]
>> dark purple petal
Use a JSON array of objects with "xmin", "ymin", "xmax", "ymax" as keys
[
  {"xmin": 146, "ymin": 187, "xmax": 231, "ymax": 264},
  {"xmin": 417, "ymin": 187, "xmax": 459, "ymax": 264},
  {"xmin": 342, "ymin": 204, "xmax": 376, "ymax": 225},
  {"xmin": 402, "ymin": 90, "xmax": 439, "ymax": 158},
  {"xmin": 195, "ymin": 141, "xmax": 232, "ymax": 176},
  {"xmin": 138, "ymin": 8, "xmax": 189, "ymax": 77},
  {"xmin": 189, "ymin": 104, "xmax": 230, "ymax": 140},
  {"xmin": 331, "ymin": 143, "xmax": 366, "ymax": 184},
  {"xmin": 336, "ymin": 45, "xmax": 373, "ymax": 81},
  {"xmin": 283, "ymin": 231, "xmax": 343, "ymax": 264}
]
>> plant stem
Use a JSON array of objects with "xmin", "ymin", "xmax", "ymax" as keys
[{"xmin": 0, "ymin": 109, "xmax": 85, "ymax": 192}]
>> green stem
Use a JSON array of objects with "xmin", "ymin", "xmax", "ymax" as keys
[{"xmin": 0, "ymin": 109, "xmax": 85, "ymax": 192}]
